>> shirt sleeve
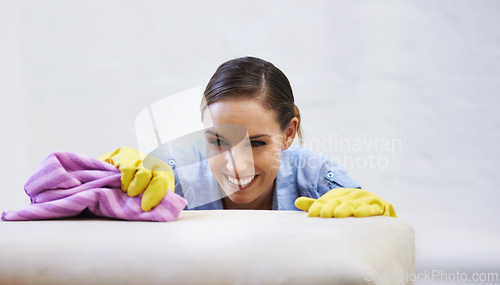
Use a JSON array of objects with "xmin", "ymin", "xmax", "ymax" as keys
[
  {"xmin": 316, "ymin": 158, "xmax": 362, "ymax": 196},
  {"xmin": 294, "ymin": 147, "xmax": 361, "ymax": 199}
]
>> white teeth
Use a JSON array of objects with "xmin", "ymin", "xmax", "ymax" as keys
[{"xmin": 227, "ymin": 175, "xmax": 255, "ymax": 186}]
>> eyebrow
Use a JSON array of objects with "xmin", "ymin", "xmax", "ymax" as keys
[
  {"xmin": 205, "ymin": 130, "xmax": 227, "ymax": 140},
  {"xmin": 204, "ymin": 130, "xmax": 270, "ymax": 140},
  {"xmin": 249, "ymin": 134, "xmax": 270, "ymax": 140}
]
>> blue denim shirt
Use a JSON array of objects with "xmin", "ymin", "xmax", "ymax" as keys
[{"xmin": 172, "ymin": 146, "xmax": 360, "ymax": 210}]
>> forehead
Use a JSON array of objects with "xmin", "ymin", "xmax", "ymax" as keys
[{"xmin": 202, "ymin": 98, "xmax": 281, "ymax": 134}]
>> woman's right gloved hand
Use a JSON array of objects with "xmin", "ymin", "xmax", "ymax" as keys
[{"xmin": 97, "ymin": 147, "xmax": 175, "ymax": 212}]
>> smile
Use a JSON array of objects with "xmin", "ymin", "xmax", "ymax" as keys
[{"xmin": 227, "ymin": 175, "xmax": 255, "ymax": 187}]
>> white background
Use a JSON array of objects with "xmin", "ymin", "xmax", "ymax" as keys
[{"xmin": 1, "ymin": 0, "xmax": 499, "ymax": 281}]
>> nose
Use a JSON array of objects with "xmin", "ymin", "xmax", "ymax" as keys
[{"xmin": 225, "ymin": 145, "xmax": 253, "ymax": 177}]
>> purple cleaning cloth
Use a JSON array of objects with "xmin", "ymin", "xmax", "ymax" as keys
[{"xmin": 2, "ymin": 151, "xmax": 187, "ymax": 222}]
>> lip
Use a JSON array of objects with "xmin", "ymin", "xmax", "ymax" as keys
[{"xmin": 223, "ymin": 174, "xmax": 259, "ymax": 192}]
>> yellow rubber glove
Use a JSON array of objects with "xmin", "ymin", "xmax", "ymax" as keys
[
  {"xmin": 97, "ymin": 147, "xmax": 175, "ymax": 212},
  {"xmin": 295, "ymin": 188, "xmax": 397, "ymax": 218}
]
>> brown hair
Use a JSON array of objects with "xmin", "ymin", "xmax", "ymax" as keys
[{"xmin": 201, "ymin": 56, "xmax": 303, "ymax": 144}]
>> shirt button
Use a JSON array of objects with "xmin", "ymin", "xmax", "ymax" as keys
[
  {"xmin": 325, "ymin": 171, "xmax": 335, "ymax": 181},
  {"xmin": 168, "ymin": 158, "xmax": 176, "ymax": 169}
]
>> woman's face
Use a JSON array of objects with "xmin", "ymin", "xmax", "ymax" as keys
[{"xmin": 202, "ymin": 97, "xmax": 295, "ymax": 207}]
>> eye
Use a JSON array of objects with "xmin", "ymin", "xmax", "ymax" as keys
[
  {"xmin": 251, "ymin": 140, "xmax": 267, "ymax": 148},
  {"xmin": 207, "ymin": 138, "xmax": 230, "ymax": 149}
]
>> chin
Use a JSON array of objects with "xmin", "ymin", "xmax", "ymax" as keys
[{"xmin": 226, "ymin": 193, "xmax": 256, "ymax": 205}]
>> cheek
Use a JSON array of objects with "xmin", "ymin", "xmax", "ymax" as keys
[
  {"xmin": 207, "ymin": 156, "xmax": 224, "ymax": 177},
  {"xmin": 254, "ymin": 146, "xmax": 282, "ymax": 174}
]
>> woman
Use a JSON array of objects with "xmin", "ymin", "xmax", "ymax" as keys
[{"xmin": 100, "ymin": 57, "xmax": 396, "ymax": 218}]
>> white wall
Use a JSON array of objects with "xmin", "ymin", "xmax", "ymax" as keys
[{"xmin": 1, "ymin": 0, "xmax": 499, "ymax": 280}]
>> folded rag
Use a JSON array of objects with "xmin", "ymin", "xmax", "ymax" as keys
[{"xmin": 1, "ymin": 151, "xmax": 187, "ymax": 222}]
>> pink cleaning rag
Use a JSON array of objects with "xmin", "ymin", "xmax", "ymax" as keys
[{"xmin": 2, "ymin": 151, "xmax": 187, "ymax": 222}]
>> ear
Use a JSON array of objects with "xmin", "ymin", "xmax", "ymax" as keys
[{"xmin": 281, "ymin": 117, "xmax": 298, "ymax": 150}]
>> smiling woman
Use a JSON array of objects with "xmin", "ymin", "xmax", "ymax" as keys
[
  {"xmin": 203, "ymin": 98, "xmax": 289, "ymax": 209},
  {"xmin": 99, "ymin": 56, "xmax": 397, "ymax": 218},
  {"xmin": 198, "ymin": 57, "xmax": 301, "ymax": 210}
]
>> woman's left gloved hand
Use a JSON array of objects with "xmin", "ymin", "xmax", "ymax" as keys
[{"xmin": 295, "ymin": 188, "xmax": 397, "ymax": 218}]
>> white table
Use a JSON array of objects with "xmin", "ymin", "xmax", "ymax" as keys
[{"xmin": 0, "ymin": 210, "xmax": 414, "ymax": 285}]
